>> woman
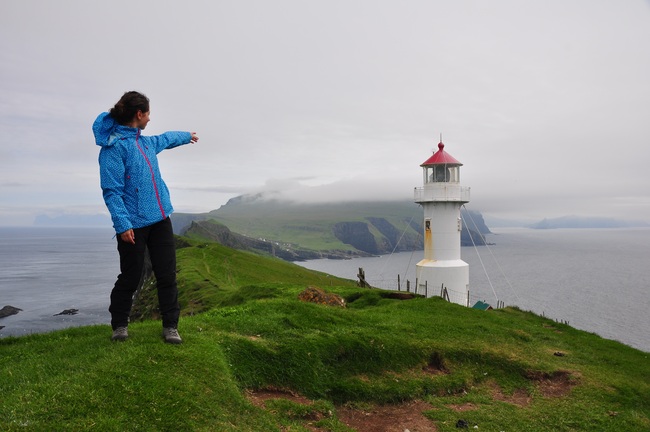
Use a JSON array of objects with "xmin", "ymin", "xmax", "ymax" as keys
[{"xmin": 93, "ymin": 91, "xmax": 199, "ymax": 343}]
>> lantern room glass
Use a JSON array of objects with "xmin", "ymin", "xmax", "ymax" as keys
[{"xmin": 424, "ymin": 165, "xmax": 460, "ymax": 184}]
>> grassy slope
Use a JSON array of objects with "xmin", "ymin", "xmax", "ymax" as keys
[
  {"xmin": 130, "ymin": 239, "xmax": 357, "ymax": 320},
  {"xmin": 1, "ymin": 240, "xmax": 649, "ymax": 431}
]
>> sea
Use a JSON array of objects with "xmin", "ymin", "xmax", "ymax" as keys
[
  {"xmin": 1, "ymin": 226, "xmax": 649, "ymax": 353},
  {"xmin": 0, "ymin": 227, "xmax": 117, "ymax": 338}
]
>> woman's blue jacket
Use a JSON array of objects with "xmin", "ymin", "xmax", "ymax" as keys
[{"xmin": 93, "ymin": 112, "xmax": 192, "ymax": 234}]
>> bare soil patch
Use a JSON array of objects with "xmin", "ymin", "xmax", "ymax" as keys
[
  {"xmin": 337, "ymin": 400, "xmax": 438, "ymax": 432},
  {"xmin": 525, "ymin": 369, "xmax": 577, "ymax": 398},
  {"xmin": 490, "ymin": 384, "xmax": 532, "ymax": 407},
  {"xmin": 247, "ymin": 388, "xmax": 438, "ymax": 431},
  {"xmin": 490, "ymin": 370, "xmax": 578, "ymax": 407}
]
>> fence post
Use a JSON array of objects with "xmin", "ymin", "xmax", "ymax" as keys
[
  {"xmin": 407, "ymin": 280, "xmax": 410, "ymax": 293},
  {"xmin": 397, "ymin": 274, "xmax": 401, "ymax": 291},
  {"xmin": 425, "ymin": 280, "xmax": 428, "ymax": 298},
  {"xmin": 357, "ymin": 267, "xmax": 371, "ymax": 288}
]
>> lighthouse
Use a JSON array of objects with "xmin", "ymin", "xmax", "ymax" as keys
[{"xmin": 414, "ymin": 140, "xmax": 471, "ymax": 306}]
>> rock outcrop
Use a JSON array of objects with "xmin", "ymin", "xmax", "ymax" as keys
[{"xmin": 0, "ymin": 305, "xmax": 22, "ymax": 318}]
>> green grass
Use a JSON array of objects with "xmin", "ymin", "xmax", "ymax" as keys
[{"xmin": 2, "ymin": 239, "xmax": 649, "ymax": 431}]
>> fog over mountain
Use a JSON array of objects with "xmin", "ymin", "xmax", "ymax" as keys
[{"xmin": 3, "ymin": 1, "xmax": 649, "ymax": 226}]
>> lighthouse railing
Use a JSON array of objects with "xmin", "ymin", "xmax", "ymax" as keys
[{"xmin": 414, "ymin": 185, "xmax": 470, "ymax": 203}]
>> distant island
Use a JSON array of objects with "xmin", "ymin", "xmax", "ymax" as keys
[
  {"xmin": 172, "ymin": 196, "xmax": 491, "ymax": 261},
  {"xmin": 529, "ymin": 215, "xmax": 649, "ymax": 229}
]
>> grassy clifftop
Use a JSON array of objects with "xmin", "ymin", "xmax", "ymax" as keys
[{"xmin": 2, "ymin": 238, "xmax": 649, "ymax": 431}]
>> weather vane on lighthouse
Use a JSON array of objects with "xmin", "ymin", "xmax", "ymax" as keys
[{"xmin": 414, "ymin": 138, "xmax": 471, "ymax": 306}]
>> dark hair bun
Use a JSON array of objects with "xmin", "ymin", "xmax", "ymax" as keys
[{"xmin": 109, "ymin": 91, "xmax": 150, "ymax": 125}]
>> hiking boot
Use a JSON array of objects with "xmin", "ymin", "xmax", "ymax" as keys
[
  {"xmin": 111, "ymin": 326, "xmax": 128, "ymax": 341},
  {"xmin": 163, "ymin": 327, "xmax": 182, "ymax": 344}
]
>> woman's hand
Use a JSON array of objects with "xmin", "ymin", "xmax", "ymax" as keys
[
  {"xmin": 120, "ymin": 229, "xmax": 136, "ymax": 245},
  {"xmin": 190, "ymin": 132, "xmax": 199, "ymax": 143}
]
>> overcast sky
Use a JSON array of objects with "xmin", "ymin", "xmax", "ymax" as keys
[{"xmin": 1, "ymin": 0, "xmax": 649, "ymax": 226}]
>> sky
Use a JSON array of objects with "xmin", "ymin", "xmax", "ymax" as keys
[{"xmin": 1, "ymin": 0, "xmax": 649, "ymax": 226}]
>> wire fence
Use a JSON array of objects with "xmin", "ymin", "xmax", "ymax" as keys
[{"xmin": 361, "ymin": 274, "xmax": 506, "ymax": 309}]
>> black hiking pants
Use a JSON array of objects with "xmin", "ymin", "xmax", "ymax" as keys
[{"xmin": 109, "ymin": 217, "xmax": 179, "ymax": 330}]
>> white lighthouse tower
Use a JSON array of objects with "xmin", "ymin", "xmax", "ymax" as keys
[{"xmin": 414, "ymin": 140, "xmax": 471, "ymax": 306}]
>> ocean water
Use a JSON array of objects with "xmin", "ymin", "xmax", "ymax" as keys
[
  {"xmin": 297, "ymin": 228, "xmax": 650, "ymax": 353},
  {"xmin": 2, "ymin": 226, "xmax": 649, "ymax": 353},
  {"xmin": 0, "ymin": 227, "xmax": 118, "ymax": 337}
]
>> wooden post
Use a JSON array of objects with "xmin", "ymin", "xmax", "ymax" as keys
[
  {"xmin": 425, "ymin": 280, "xmax": 428, "ymax": 298},
  {"xmin": 467, "ymin": 290, "xmax": 470, "ymax": 307},
  {"xmin": 397, "ymin": 274, "xmax": 401, "ymax": 291},
  {"xmin": 357, "ymin": 267, "xmax": 372, "ymax": 288},
  {"xmin": 406, "ymin": 280, "xmax": 410, "ymax": 293}
]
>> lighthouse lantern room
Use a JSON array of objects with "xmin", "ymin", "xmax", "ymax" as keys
[{"xmin": 414, "ymin": 141, "xmax": 471, "ymax": 306}]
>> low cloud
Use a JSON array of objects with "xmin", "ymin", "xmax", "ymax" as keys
[{"xmin": 249, "ymin": 176, "xmax": 418, "ymax": 203}]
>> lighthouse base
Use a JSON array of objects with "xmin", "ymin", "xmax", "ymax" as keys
[{"xmin": 416, "ymin": 259, "xmax": 469, "ymax": 306}]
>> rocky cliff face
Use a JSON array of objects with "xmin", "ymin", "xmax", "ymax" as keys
[
  {"xmin": 332, "ymin": 217, "xmax": 483, "ymax": 256},
  {"xmin": 332, "ymin": 222, "xmax": 380, "ymax": 255},
  {"xmin": 332, "ymin": 217, "xmax": 426, "ymax": 255}
]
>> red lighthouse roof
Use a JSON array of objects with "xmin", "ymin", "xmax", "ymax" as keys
[{"xmin": 420, "ymin": 142, "xmax": 463, "ymax": 166}]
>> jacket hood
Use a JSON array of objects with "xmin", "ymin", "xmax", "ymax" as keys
[{"xmin": 93, "ymin": 112, "xmax": 138, "ymax": 147}]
